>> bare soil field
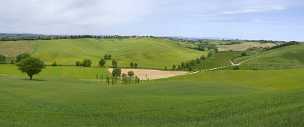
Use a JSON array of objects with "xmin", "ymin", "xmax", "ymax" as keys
[
  {"xmin": 108, "ymin": 68, "xmax": 189, "ymax": 80},
  {"xmin": 0, "ymin": 41, "xmax": 32, "ymax": 57},
  {"xmin": 217, "ymin": 42, "xmax": 276, "ymax": 52}
]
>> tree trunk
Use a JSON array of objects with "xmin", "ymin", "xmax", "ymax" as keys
[{"xmin": 29, "ymin": 75, "xmax": 33, "ymax": 80}]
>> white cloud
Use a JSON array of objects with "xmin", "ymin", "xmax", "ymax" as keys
[{"xmin": 222, "ymin": 5, "xmax": 287, "ymax": 15}]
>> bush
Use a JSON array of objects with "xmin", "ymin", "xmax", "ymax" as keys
[
  {"xmin": 112, "ymin": 68, "xmax": 121, "ymax": 77},
  {"xmin": 99, "ymin": 58, "xmax": 106, "ymax": 67},
  {"xmin": 17, "ymin": 57, "xmax": 45, "ymax": 80},
  {"xmin": 82, "ymin": 59, "xmax": 92, "ymax": 67},
  {"xmin": 112, "ymin": 59, "xmax": 118, "ymax": 68},
  {"xmin": 75, "ymin": 61, "xmax": 81, "ymax": 66},
  {"xmin": 0, "ymin": 54, "xmax": 6, "ymax": 64},
  {"xmin": 104, "ymin": 54, "xmax": 112, "ymax": 60}
]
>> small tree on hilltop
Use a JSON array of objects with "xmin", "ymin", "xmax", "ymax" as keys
[
  {"xmin": 99, "ymin": 58, "xmax": 106, "ymax": 67},
  {"xmin": 17, "ymin": 57, "xmax": 45, "ymax": 80},
  {"xmin": 16, "ymin": 53, "xmax": 31, "ymax": 63}
]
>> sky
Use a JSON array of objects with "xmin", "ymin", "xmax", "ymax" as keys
[{"xmin": 0, "ymin": 0, "xmax": 304, "ymax": 41}]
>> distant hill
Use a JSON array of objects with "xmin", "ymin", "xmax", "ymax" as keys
[{"xmin": 0, "ymin": 38, "xmax": 205, "ymax": 68}]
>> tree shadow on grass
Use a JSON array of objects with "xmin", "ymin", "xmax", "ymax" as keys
[{"xmin": 21, "ymin": 79, "xmax": 47, "ymax": 82}]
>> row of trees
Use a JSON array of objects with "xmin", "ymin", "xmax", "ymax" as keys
[
  {"xmin": 169, "ymin": 55, "xmax": 206, "ymax": 71},
  {"xmin": 0, "ymin": 35, "xmax": 158, "ymax": 41}
]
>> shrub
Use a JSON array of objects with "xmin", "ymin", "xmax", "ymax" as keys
[
  {"xmin": 99, "ymin": 58, "xmax": 106, "ymax": 67},
  {"xmin": 112, "ymin": 68, "xmax": 121, "ymax": 77},
  {"xmin": 0, "ymin": 54, "xmax": 6, "ymax": 64},
  {"xmin": 112, "ymin": 59, "xmax": 118, "ymax": 68},
  {"xmin": 82, "ymin": 59, "xmax": 92, "ymax": 67}
]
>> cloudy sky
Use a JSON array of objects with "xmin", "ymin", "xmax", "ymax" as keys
[{"xmin": 1, "ymin": 0, "xmax": 303, "ymax": 41}]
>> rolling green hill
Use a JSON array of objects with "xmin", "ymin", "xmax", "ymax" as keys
[
  {"xmin": 0, "ymin": 64, "xmax": 303, "ymax": 127},
  {"xmin": 240, "ymin": 44, "xmax": 304, "ymax": 69},
  {"xmin": 0, "ymin": 38, "xmax": 205, "ymax": 68}
]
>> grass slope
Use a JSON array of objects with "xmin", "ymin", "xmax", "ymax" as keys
[
  {"xmin": 0, "ymin": 64, "xmax": 304, "ymax": 126},
  {"xmin": 0, "ymin": 38, "xmax": 205, "ymax": 68},
  {"xmin": 241, "ymin": 44, "xmax": 304, "ymax": 69}
]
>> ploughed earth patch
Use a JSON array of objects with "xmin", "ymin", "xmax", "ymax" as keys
[{"xmin": 108, "ymin": 68, "xmax": 189, "ymax": 80}]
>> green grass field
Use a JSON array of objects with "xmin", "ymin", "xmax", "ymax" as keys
[
  {"xmin": 1, "ymin": 40, "xmax": 304, "ymax": 127},
  {"xmin": 0, "ymin": 64, "xmax": 304, "ymax": 127},
  {"xmin": 240, "ymin": 44, "xmax": 304, "ymax": 69},
  {"xmin": 0, "ymin": 38, "xmax": 205, "ymax": 69}
]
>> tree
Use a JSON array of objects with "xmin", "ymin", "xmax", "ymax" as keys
[
  {"xmin": 16, "ymin": 53, "xmax": 31, "ymax": 63},
  {"xmin": 127, "ymin": 71, "xmax": 135, "ymax": 77},
  {"xmin": 130, "ymin": 62, "xmax": 134, "ymax": 68},
  {"xmin": 17, "ymin": 57, "xmax": 45, "ymax": 80},
  {"xmin": 75, "ymin": 61, "xmax": 81, "ymax": 66},
  {"xmin": 0, "ymin": 54, "xmax": 6, "ymax": 64},
  {"xmin": 82, "ymin": 59, "xmax": 92, "ymax": 67},
  {"xmin": 172, "ymin": 64, "xmax": 176, "ymax": 70},
  {"xmin": 112, "ymin": 68, "xmax": 121, "ymax": 77},
  {"xmin": 104, "ymin": 54, "xmax": 112, "ymax": 60},
  {"xmin": 99, "ymin": 58, "xmax": 106, "ymax": 67},
  {"xmin": 134, "ymin": 63, "xmax": 138, "ymax": 68},
  {"xmin": 112, "ymin": 59, "xmax": 118, "ymax": 68}
]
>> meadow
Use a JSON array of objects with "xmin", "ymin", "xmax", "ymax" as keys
[
  {"xmin": 0, "ymin": 38, "xmax": 205, "ymax": 68},
  {"xmin": 0, "ymin": 38, "xmax": 304, "ymax": 127},
  {"xmin": 0, "ymin": 65, "xmax": 303, "ymax": 127}
]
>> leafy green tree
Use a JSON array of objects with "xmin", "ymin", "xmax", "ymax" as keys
[
  {"xmin": 134, "ymin": 63, "xmax": 138, "ymax": 68},
  {"xmin": 17, "ymin": 57, "xmax": 45, "ymax": 80},
  {"xmin": 82, "ymin": 59, "xmax": 92, "ymax": 67},
  {"xmin": 112, "ymin": 68, "xmax": 121, "ymax": 77},
  {"xmin": 16, "ymin": 53, "xmax": 31, "ymax": 63},
  {"xmin": 0, "ymin": 54, "xmax": 6, "ymax": 64},
  {"xmin": 75, "ymin": 61, "xmax": 81, "ymax": 66},
  {"xmin": 112, "ymin": 59, "xmax": 118, "ymax": 68},
  {"xmin": 130, "ymin": 62, "xmax": 134, "ymax": 68},
  {"xmin": 172, "ymin": 64, "xmax": 176, "ymax": 70},
  {"xmin": 99, "ymin": 58, "xmax": 106, "ymax": 67}
]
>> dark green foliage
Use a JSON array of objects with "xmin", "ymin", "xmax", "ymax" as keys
[
  {"xmin": 172, "ymin": 64, "xmax": 176, "ymax": 70},
  {"xmin": 99, "ymin": 58, "xmax": 106, "ymax": 67},
  {"xmin": 241, "ymin": 52, "xmax": 248, "ymax": 56},
  {"xmin": 130, "ymin": 62, "xmax": 138, "ymax": 68},
  {"xmin": 104, "ymin": 54, "xmax": 112, "ymax": 60},
  {"xmin": 75, "ymin": 61, "xmax": 81, "ymax": 66},
  {"xmin": 112, "ymin": 59, "xmax": 118, "ymax": 68},
  {"xmin": 17, "ymin": 57, "xmax": 45, "ymax": 80},
  {"xmin": 177, "ymin": 55, "xmax": 206, "ymax": 71},
  {"xmin": 112, "ymin": 68, "xmax": 121, "ymax": 77},
  {"xmin": 16, "ymin": 53, "xmax": 31, "ymax": 63},
  {"xmin": 82, "ymin": 59, "xmax": 92, "ymax": 67},
  {"xmin": 0, "ymin": 54, "xmax": 6, "ymax": 64}
]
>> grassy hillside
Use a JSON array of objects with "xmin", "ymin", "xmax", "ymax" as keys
[
  {"xmin": 202, "ymin": 52, "xmax": 241, "ymax": 69},
  {"xmin": 0, "ymin": 38, "xmax": 205, "ymax": 68},
  {"xmin": 240, "ymin": 44, "xmax": 304, "ymax": 69},
  {"xmin": 0, "ymin": 65, "xmax": 303, "ymax": 126}
]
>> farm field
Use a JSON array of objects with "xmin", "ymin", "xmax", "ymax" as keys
[{"xmin": 0, "ymin": 65, "xmax": 304, "ymax": 127}]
